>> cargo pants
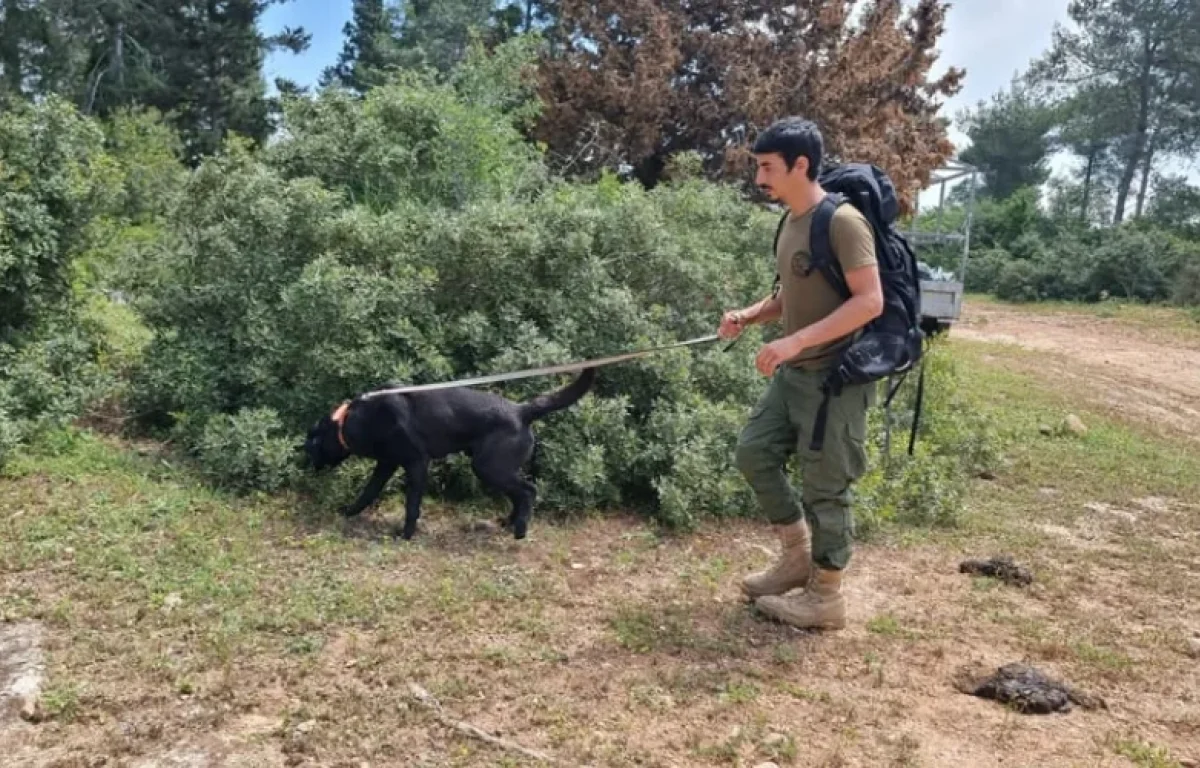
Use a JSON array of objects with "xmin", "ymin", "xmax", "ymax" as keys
[{"xmin": 734, "ymin": 365, "xmax": 873, "ymax": 571}]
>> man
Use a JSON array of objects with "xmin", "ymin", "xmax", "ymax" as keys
[{"xmin": 718, "ymin": 117, "xmax": 883, "ymax": 630}]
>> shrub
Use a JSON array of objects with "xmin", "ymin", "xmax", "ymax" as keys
[
  {"xmin": 129, "ymin": 68, "xmax": 778, "ymax": 515},
  {"xmin": 963, "ymin": 248, "xmax": 1009, "ymax": 293},
  {"xmin": 854, "ymin": 342, "xmax": 1003, "ymax": 536},
  {"xmin": 0, "ymin": 323, "xmax": 112, "ymax": 469},
  {"xmin": 0, "ymin": 98, "xmax": 163, "ymax": 469},
  {"xmin": 995, "ymin": 260, "xmax": 1044, "ymax": 302},
  {"xmin": 1173, "ymin": 260, "xmax": 1200, "ymax": 307},
  {"xmin": 193, "ymin": 408, "xmax": 300, "ymax": 494}
]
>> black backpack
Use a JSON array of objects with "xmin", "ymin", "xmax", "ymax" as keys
[{"xmin": 770, "ymin": 162, "xmax": 927, "ymax": 454}]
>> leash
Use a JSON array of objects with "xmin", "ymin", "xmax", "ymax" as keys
[{"xmin": 358, "ymin": 333, "xmax": 739, "ymax": 399}]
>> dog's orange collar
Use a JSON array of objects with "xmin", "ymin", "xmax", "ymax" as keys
[{"xmin": 331, "ymin": 401, "xmax": 351, "ymax": 451}]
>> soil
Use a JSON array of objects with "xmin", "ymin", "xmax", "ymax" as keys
[{"xmin": 954, "ymin": 301, "xmax": 1200, "ymax": 441}]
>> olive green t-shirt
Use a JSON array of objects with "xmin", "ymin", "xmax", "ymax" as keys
[{"xmin": 775, "ymin": 202, "xmax": 877, "ymax": 371}]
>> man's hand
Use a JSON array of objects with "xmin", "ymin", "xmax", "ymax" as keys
[
  {"xmin": 755, "ymin": 333, "xmax": 807, "ymax": 376},
  {"xmin": 718, "ymin": 310, "xmax": 746, "ymax": 340}
]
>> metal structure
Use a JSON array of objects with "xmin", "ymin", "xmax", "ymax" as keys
[
  {"xmin": 908, "ymin": 159, "xmax": 979, "ymax": 332},
  {"xmin": 878, "ymin": 159, "xmax": 980, "ymax": 463}
]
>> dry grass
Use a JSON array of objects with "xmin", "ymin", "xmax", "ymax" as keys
[{"xmin": 2, "ymin": 302, "xmax": 1200, "ymax": 767}]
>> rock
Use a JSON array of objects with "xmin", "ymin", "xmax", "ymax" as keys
[
  {"xmin": 754, "ymin": 763, "xmax": 781, "ymax": 768},
  {"xmin": 19, "ymin": 695, "xmax": 43, "ymax": 723},
  {"xmin": 162, "ymin": 593, "xmax": 183, "ymax": 613},
  {"xmin": 1039, "ymin": 424, "xmax": 1054, "ymax": 436},
  {"xmin": 1063, "ymin": 414, "xmax": 1088, "ymax": 437},
  {"xmin": 1186, "ymin": 637, "xmax": 1200, "ymax": 659},
  {"xmin": 2, "ymin": 621, "xmax": 46, "ymax": 725},
  {"xmin": 959, "ymin": 556, "xmax": 1033, "ymax": 587},
  {"xmin": 954, "ymin": 662, "xmax": 1105, "ymax": 714},
  {"xmin": 295, "ymin": 719, "xmax": 316, "ymax": 734},
  {"xmin": 763, "ymin": 733, "xmax": 787, "ymax": 748}
]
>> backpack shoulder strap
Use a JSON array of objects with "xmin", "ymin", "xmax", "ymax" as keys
[
  {"xmin": 772, "ymin": 208, "xmax": 789, "ymax": 253},
  {"xmin": 770, "ymin": 209, "xmax": 789, "ymax": 299},
  {"xmin": 809, "ymin": 194, "xmax": 852, "ymax": 302}
]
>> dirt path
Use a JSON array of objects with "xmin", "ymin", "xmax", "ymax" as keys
[{"xmin": 954, "ymin": 301, "xmax": 1200, "ymax": 440}]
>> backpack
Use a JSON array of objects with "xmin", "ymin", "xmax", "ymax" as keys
[{"xmin": 769, "ymin": 162, "xmax": 927, "ymax": 455}]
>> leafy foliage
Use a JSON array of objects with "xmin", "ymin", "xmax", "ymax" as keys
[
  {"xmin": 535, "ymin": 0, "xmax": 964, "ymax": 199},
  {"xmin": 1028, "ymin": 0, "xmax": 1200, "ymax": 224},
  {"xmin": 0, "ymin": 97, "xmax": 122, "ymax": 468},
  {"xmin": 957, "ymin": 78, "xmax": 1060, "ymax": 199},
  {"xmin": 855, "ymin": 342, "xmax": 1002, "ymax": 535},
  {"xmin": 0, "ymin": 0, "xmax": 311, "ymax": 165}
]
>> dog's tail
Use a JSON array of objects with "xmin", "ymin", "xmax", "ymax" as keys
[{"xmin": 518, "ymin": 368, "xmax": 596, "ymax": 423}]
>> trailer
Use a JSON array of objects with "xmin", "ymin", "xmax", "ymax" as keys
[{"xmin": 908, "ymin": 159, "xmax": 979, "ymax": 336}]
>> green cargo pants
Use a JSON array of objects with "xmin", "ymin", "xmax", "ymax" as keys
[{"xmin": 734, "ymin": 365, "xmax": 873, "ymax": 571}]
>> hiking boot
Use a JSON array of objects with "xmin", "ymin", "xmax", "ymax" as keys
[
  {"xmin": 754, "ymin": 567, "xmax": 846, "ymax": 630},
  {"xmin": 740, "ymin": 519, "xmax": 811, "ymax": 599}
]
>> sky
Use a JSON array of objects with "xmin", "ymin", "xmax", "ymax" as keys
[{"xmin": 259, "ymin": 0, "xmax": 1165, "ymax": 203}]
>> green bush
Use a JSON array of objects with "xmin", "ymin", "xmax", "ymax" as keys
[
  {"xmin": 963, "ymin": 248, "xmax": 1009, "ymax": 293},
  {"xmin": 854, "ymin": 342, "xmax": 1003, "ymax": 536},
  {"xmin": 193, "ymin": 408, "xmax": 300, "ymax": 494},
  {"xmin": 995, "ymin": 260, "xmax": 1044, "ymax": 302},
  {"xmin": 126, "ymin": 59, "xmax": 781, "ymax": 520},
  {"xmin": 0, "ymin": 99, "xmax": 173, "ymax": 469},
  {"xmin": 1174, "ymin": 261, "xmax": 1200, "ymax": 307}
]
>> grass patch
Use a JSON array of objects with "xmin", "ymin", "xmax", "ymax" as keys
[
  {"xmin": 1109, "ymin": 735, "xmax": 1184, "ymax": 768},
  {"xmin": 866, "ymin": 614, "xmax": 907, "ymax": 638},
  {"xmin": 717, "ymin": 679, "xmax": 761, "ymax": 705},
  {"xmin": 608, "ymin": 603, "xmax": 744, "ymax": 657},
  {"xmin": 947, "ymin": 340, "xmax": 1200, "ymax": 503}
]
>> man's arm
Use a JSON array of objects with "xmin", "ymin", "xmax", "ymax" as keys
[
  {"xmin": 719, "ymin": 289, "xmax": 782, "ymax": 340},
  {"xmin": 737, "ymin": 291, "xmax": 784, "ymax": 326}
]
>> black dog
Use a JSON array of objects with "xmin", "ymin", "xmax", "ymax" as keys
[{"xmin": 301, "ymin": 368, "xmax": 595, "ymax": 540}]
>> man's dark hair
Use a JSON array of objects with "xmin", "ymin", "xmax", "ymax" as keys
[{"xmin": 752, "ymin": 117, "xmax": 823, "ymax": 180}]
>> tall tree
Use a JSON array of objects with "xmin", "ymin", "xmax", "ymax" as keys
[
  {"xmin": 957, "ymin": 77, "xmax": 1059, "ymax": 199},
  {"xmin": 155, "ymin": 0, "xmax": 310, "ymax": 162},
  {"xmin": 533, "ymin": 0, "xmax": 964, "ymax": 204},
  {"xmin": 393, "ymin": 0, "xmax": 498, "ymax": 74},
  {"xmin": 1050, "ymin": 82, "xmax": 1126, "ymax": 223},
  {"xmin": 321, "ymin": 0, "xmax": 403, "ymax": 91},
  {"xmin": 1031, "ymin": 0, "xmax": 1200, "ymax": 224},
  {"xmin": 1146, "ymin": 174, "xmax": 1200, "ymax": 238},
  {"xmin": 0, "ymin": 0, "xmax": 309, "ymax": 165}
]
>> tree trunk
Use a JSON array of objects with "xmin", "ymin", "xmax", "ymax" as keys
[
  {"xmin": 1113, "ymin": 37, "xmax": 1155, "ymax": 224},
  {"xmin": 1134, "ymin": 135, "xmax": 1156, "ymax": 218},
  {"xmin": 1081, "ymin": 145, "xmax": 1097, "ymax": 224},
  {"xmin": 115, "ymin": 22, "xmax": 124, "ymax": 86}
]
